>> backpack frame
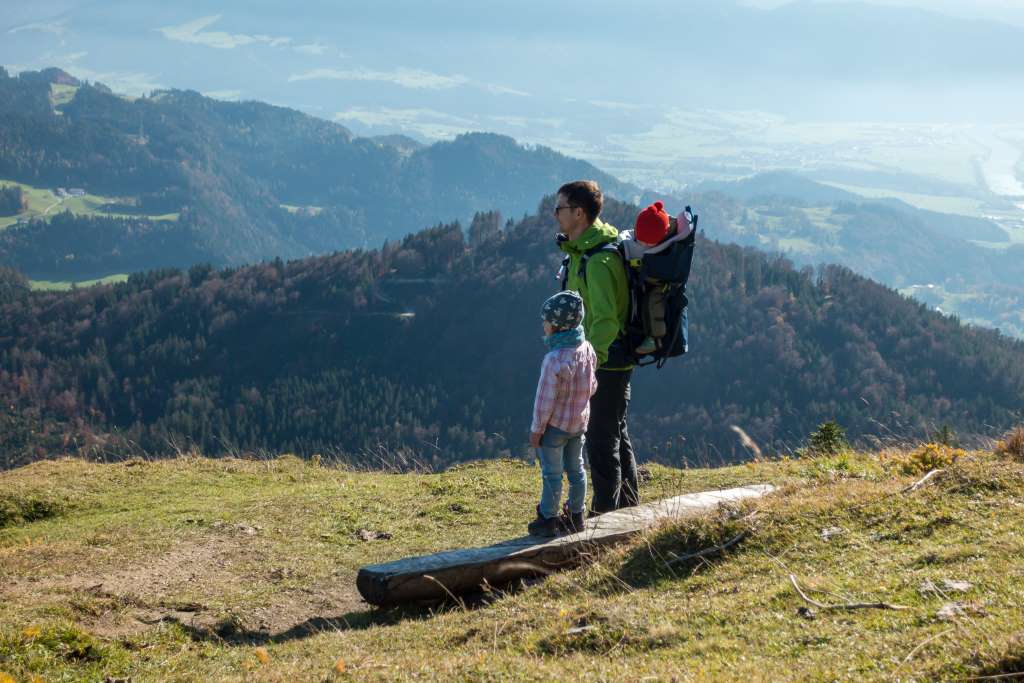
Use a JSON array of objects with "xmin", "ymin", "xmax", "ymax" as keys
[{"xmin": 560, "ymin": 210, "xmax": 697, "ymax": 369}]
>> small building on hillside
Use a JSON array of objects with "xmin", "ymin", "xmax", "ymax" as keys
[{"xmin": 68, "ymin": 188, "xmax": 86, "ymax": 197}]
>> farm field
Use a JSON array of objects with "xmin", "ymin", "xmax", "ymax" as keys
[
  {"xmin": 49, "ymin": 83, "xmax": 79, "ymax": 108},
  {"xmin": 29, "ymin": 274, "xmax": 130, "ymax": 291},
  {"xmin": 0, "ymin": 179, "xmax": 179, "ymax": 230}
]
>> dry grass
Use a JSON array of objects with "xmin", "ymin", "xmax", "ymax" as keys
[
  {"xmin": 995, "ymin": 425, "xmax": 1024, "ymax": 462},
  {"xmin": 880, "ymin": 443, "xmax": 967, "ymax": 475},
  {"xmin": 1, "ymin": 450, "xmax": 1023, "ymax": 681}
]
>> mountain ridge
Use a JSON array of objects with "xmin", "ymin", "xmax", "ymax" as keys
[
  {"xmin": 2, "ymin": 195, "xmax": 1022, "ymax": 470},
  {"xmin": 0, "ymin": 66, "xmax": 639, "ymax": 279}
]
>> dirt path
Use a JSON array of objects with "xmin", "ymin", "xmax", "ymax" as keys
[
  {"xmin": 1, "ymin": 534, "xmax": 368, "ymax": 642},
  {"xmin": 42, "ymin": 196, "xmax": 64, "ymax": 215}
]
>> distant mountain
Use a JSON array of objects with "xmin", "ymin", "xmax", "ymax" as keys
[
  {"xmin": 3, "ymin": 195, "xmax": 1023, "ymax": 470},
  {"xmin": 0, "ymin": 67, "xmax": 638, "ymax": 279},
  {"xmin": 694, "ymin": 172, "xmax": 863, "ymax": 205},
  {"xmin": 688, "ymin": 172, "xmax": 1024, "ymax": 337}
]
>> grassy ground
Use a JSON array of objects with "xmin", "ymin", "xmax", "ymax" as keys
[
  {"xmin": 1, "ymin": 448, "xmax": 1022, "ymax": 681},
  {"xmin": 49, "ymin": 84, "xmax": 80, "ymax": 109},
  {"xmin": 59, "ymin": 194, "xmax": 179, "ymax": 223},
  {"xmin": 0, "ymin": 181, "xmax": 61, "ymax": 230},
  {"xmin": 0, "ymin": 179, "xmax": 178, "ymax": 230},
  {"xmin": 280, "ymin": 204, "xmax": 323, "ymax": 216},
  {"xmin": 28, "ymin": 274, "xmax": 130, "ymax": 292}
]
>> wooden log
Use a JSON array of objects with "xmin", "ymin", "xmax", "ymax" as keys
[{"xmin": 357, "ymin": 484, "xmax": 774, "ymax": 606}]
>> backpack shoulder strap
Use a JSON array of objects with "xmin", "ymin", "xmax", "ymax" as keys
[
  {"xmin": 559, "ymin": 255, "xmax": 570, "ymax": 290},
  {"xmin": 576, "ymin": 241, "xmax": 623, "ymax": 285},
  {"xmin": 560, "ymin": 240, "xmax": 624, "ymax": 290}
]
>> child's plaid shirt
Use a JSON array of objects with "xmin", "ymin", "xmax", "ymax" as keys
[{"xmin": 530, "ymin": 340, "xmax": 599, "ymax": 435}]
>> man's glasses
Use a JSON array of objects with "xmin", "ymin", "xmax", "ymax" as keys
[{"xmin": 553, "ymin": 205, "xmax": 577, "ymax": 216}]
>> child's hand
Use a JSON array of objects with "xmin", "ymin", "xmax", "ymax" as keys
[
  {"xmin": 529, "ymin": 431, "xmax": 543, "ymax": 448},
  {"xmin": 676, "ymin": 210, "xmax": 694, "ymax": 236}
]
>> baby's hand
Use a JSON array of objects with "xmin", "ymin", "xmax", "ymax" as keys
[{"xmin": 676, "ymin": 211, "xmax": 693, "ymax": 236}]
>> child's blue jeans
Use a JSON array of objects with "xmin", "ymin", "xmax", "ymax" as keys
[{"xmin": 536, "ymin": 425, "xmax": 587, "ymax": 519}]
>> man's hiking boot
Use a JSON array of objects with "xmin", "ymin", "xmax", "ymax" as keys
[{"xmin": 527, "ymin": 506, "xmax": 560, "ymax": 537}]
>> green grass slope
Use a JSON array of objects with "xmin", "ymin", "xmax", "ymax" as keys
[
  {"xmin": 0, "ymin": 178, "xmax": 179, "ymax": 231},
  {"xmin": 28, "ymin": 274, "xmax": 129, "ymax": 292},
  {"xmin": 1, "ymin": 447, "xmax": 1022, "ymax": 681}
]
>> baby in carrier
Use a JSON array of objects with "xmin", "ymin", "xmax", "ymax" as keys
[{"xmin": 619, "ymin": 201, "xmax": 695, "ymax": 356}]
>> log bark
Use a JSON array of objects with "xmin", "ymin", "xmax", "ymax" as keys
[{"xmin": 357, "ymin": 484, "xmax": 774, "ymax": 606}]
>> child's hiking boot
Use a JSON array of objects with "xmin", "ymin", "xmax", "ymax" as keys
[
  {"xmin": 560, "ymin": 509, "xmax": 586, "ymax": 534},
  {"xmin": 527, "ymin": 506, "xmax": 560, "ymax": 537},
  {"xmin": 559, "ymin": 502, "xmax": 586, "ymax": 533}
]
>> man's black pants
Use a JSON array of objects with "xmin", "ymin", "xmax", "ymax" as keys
[{"xmin": 586, "ymin": 368, "xmax": 638, "ymax": 513}]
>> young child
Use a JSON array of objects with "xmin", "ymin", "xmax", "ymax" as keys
[
  {"xmin": 528, "ymin": 290, "xmax": 598, "ymax": 537},
  {"xmin": 620, "ymin": 201, "xmax": 695, "ymax": 355}
]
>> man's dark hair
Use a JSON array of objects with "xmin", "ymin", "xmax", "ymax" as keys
[{"xmin": 558, "ymin": 180, "xmax": 603, "ymax": 223}]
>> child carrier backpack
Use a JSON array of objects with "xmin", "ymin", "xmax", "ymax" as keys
[{"xmin": 560, "ymin": 207, "xmax": 697, "ymax": 369}]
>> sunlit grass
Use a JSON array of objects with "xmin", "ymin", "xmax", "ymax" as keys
[
  {"xmin": 1, "ymin": 450, "xmax": 1021, "ymax": 681},
  {"xmin": 29, "ymin": 274, "xmax": 130, "ymax": 291},
  {"xmin": 0, "ymin": 178, "xmax": 179, "ymax": 232}
]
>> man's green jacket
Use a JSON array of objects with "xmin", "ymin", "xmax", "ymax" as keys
[{"xmin": 559, "ymin": 218, "xmax": 633, "ymax": 370}]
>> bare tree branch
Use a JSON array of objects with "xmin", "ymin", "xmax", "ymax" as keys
[
  {"xmin": 789, "ymin": 574, "xmax": 910, "ymax": 611},
  {"xmin": 902, "ymin": 468, "xmax": 945, "ymax": 493}
]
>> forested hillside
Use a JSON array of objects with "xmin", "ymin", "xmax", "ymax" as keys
[
  {"xmin": 2, "ymin": 196, "xmax": 1022, "ymax": 470},
  {"xmin": 0, "ymin": 67, "xmax": 637, "ymax": 279}
]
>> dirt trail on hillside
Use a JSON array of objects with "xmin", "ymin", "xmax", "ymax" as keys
[{"xmin": 1, "ymin": 533, "xmax": 368, "ymax": 642}]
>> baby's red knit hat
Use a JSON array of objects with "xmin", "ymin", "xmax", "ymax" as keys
[{"xmin": 635, "ymin": 201, "xmax": 670, "ymax": 245}]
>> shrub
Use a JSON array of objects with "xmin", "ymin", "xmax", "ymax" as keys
[
  {"xmin": 885, "ymin": 443, "xmax": 966, "ymax": 475},
  {"xmin": 0, "ymin": 624, "xmax": 106, "ymax": 667},
  {"xmin": 0, "ymin": 184, "xmax": 24, "ymax": 216},
  {"xmin": 0, "ymin": 494, "xmax": 64, "ymax": 529},
  {"xmin": 804, "ymin": 421, "xmax": 848, "ymax": 457},
  {"xmin": 995, "ymin": 426, "xmax": 1024, "ymax": 462},
  {"xmin": 933, "ymin": 424, "xmax": 959, "ymax": 447}
]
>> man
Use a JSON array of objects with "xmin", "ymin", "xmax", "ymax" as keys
[{"xmin": 553, "ymin": 180, "xmax": 638, "ymax": 513}]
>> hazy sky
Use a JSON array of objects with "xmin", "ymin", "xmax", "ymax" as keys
[
  {"xmin": 4, "ymin": 0, "xmax": 1023, "ymax": 192},
  {"xmin": 740, "ymin": 0, "xmax": 1024, "ymax": 25},
  {"xmin": 6, "ymin": 2, "xmax": 1022, "ymax": 110},
  {"xmin": 7, "ymin": 0, "xmax": 1024, "ymax": 30}
]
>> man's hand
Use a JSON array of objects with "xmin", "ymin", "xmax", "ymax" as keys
[{"xmin": 529, "ymin": 431, "xmax": 544, "ymax": 448}]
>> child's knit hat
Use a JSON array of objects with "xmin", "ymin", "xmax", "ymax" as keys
[
  {"xmin": 541, "ymin": 290, "xmax": 585, "ymax": 331},
  {"xmin": 635, "ymin": 201, "xmax": 670, "ymax": 245}
]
